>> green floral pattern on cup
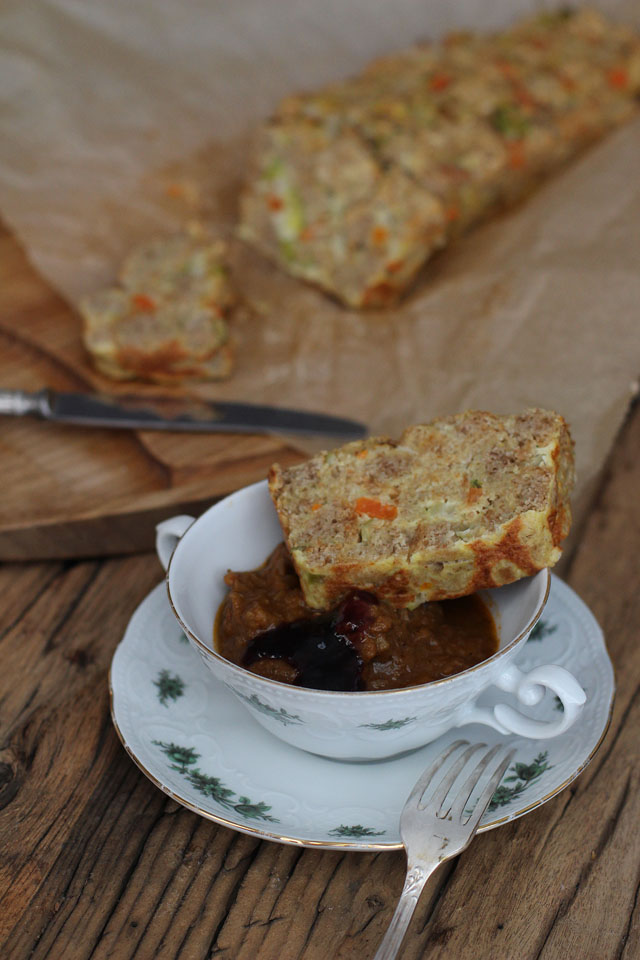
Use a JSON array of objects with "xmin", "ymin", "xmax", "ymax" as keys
[
  {"xmin": 153, "ymin": 669, "xmax": 185, "ymax": 707},
  {"xmin": 360, "ymin": 717, "xmax": 417, "ymax": 731},
  {"xmin": 235, "ymin": 691, "xmax": 303, "ymax": 726},
  {"xmin": 153, "ymin": 740, "xmax": 279, "ymax": 822}
]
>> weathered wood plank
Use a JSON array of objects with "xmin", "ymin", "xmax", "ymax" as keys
[{"xmin": 0, "ymin": 558, "xmax": 157, "ymax": 934}]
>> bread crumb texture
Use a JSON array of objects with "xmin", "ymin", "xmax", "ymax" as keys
[
  {"xmin": 269, "ymin": 409, "xmax": 575, "ymax": 609},
  {"xmin": 240, "ymin": 8, "xmax": 640, "ymax": 307},
  {"xmin": 80, "ymin": 225, "xmax": 235, "ymax": 383}
]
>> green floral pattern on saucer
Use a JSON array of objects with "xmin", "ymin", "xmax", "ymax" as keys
[
  {"xmin": 489, "ymin": 751, "xmax": 552, "ymax": 810},
  {"xmin": 152, "ymin": 741, "xmax": 198, "ymax": 773},
  {"xmin": 153, "ymin": 669, "xmax": 185, "ymax": 707},
  {"xmin": 329, "ymin": 825, "xmax": 386, "ymax": 838},
  {"xmin": 528, "ymin": 619, "xmax": 559, "ymax": 642},
  {"xmin": 153, "ymin": 740, "xmax": 279, "ymax": 822}
]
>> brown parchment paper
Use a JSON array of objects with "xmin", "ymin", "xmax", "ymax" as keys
[{"xmin": 1, "ymin": 0, "xmax": 639, "ymax": 548}]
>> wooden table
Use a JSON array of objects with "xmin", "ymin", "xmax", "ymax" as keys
[{"xmin": 2, "ymin": 243, "xmax": 639, "ymax": 960}]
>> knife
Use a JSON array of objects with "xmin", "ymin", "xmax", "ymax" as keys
[{"xmin": 0, "ymin": 388, "xmax": 367, "ymax": 439}]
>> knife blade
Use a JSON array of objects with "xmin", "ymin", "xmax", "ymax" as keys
[{"xmin": 0, "ymin": 388, "xmax": 367, "ymax": 439}]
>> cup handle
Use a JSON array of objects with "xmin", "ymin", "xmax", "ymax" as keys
[
  {"xmin": 155, "ymin": 515, "xmax": 195, "ymax": 571},
  {"xmin": 465, "ymin": 663, "xmax": 586, "ymax": 738}
]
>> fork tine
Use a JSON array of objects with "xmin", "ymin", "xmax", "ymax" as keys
[
  {"xmin": 430, "ymin": 742, "xmax": 486, "ymax": 815},
  {"xmin": 448, "ymin": 743, "xmax": 503, "ymax": 822},
  {"xmin": 402, "ymin": 739, "xmax": 470, "ymax": 810},
  {"xmin": 461, "ymin": 747, "xmax": 517, "ymax": 830}
]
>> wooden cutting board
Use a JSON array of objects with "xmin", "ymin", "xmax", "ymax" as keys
[{"xmin": 0, "ymin": 223, "xmax": 305, "ymax": 560}]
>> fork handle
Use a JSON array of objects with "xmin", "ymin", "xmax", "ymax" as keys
[{"xmin": 373, "ymin": 860, "xmax": 436, "ymax": 960}]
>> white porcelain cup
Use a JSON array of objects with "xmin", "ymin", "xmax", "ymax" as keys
[{"xmin": 157, "ymin": 480, "xmax": 586, "ymax": 761}]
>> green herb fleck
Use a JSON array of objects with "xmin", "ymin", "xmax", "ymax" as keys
[
  {"xmin": 263, "ymin": 156, "xmax": 285, "ymax": 180},
  {"xmin": 279, "ymin": 239, "xmax": 297, "ymax": 263},
  {"xmin": 490, "ymin": 104, "xmax": 531, "ymax": 139}
]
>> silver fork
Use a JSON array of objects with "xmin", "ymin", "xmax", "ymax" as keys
[{"xmin": 374, "ymin": 739, "xmax": 516, "ymax": 960}]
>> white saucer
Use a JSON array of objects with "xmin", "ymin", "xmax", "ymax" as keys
[{"xmin": 109, "ymin": 575, "xmax": 614, "ymax": 851}]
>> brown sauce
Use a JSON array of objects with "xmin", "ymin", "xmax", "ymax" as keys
[{"xmin": 215, "ymin": 543, "xmax": 499, "ymax": 692}]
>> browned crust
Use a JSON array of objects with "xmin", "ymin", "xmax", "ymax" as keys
[
  {"xmin": 469, "ymin": 516, "xmax": 540, "ymax": 591},
  {"xmin": 94, "ymin": 342, "xmax": 234, "ymax": 384},
  {"xmin": 548, "ymin": 504, "xmax": 569, "ymax": 549},
  {"xmin": 115, "ymin": 340, "xmax": 191, "ymax": 377},
  {"xmin": 375, "ymin": 570, "xmax": 416, "ymax": 606}
]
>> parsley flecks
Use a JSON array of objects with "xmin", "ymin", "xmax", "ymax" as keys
[{"xmin": 490, "ymin": 104, "xmax": 531, "ymax": 139}]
